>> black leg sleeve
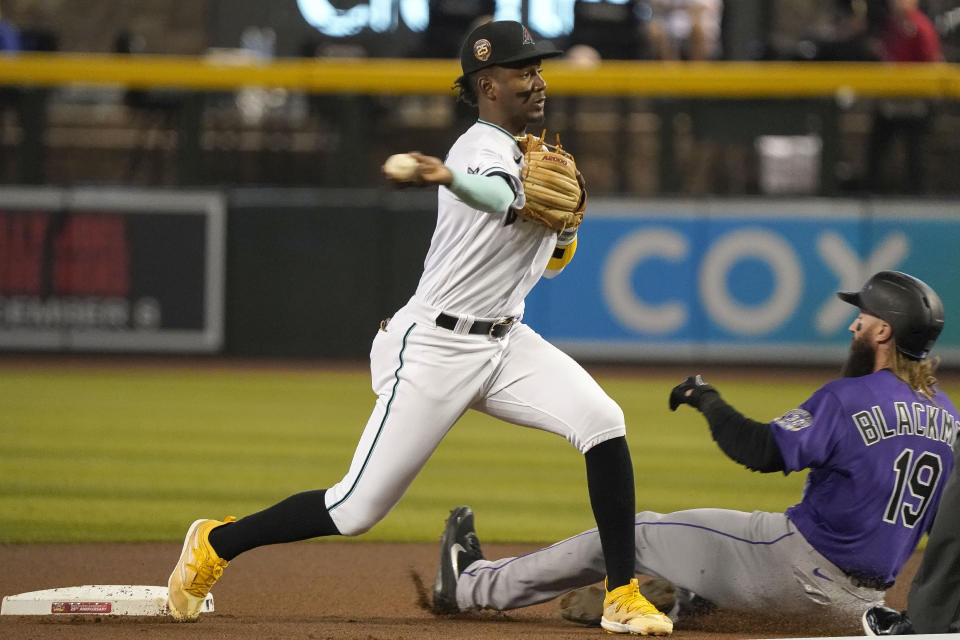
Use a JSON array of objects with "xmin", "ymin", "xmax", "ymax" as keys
[
  {"xmin": 207, "ymin": 489, "xmax": 340, "ymax": 561},
  {"xmin": 585, "ymin": 436, "xmax": 636, "ymax": 590}
]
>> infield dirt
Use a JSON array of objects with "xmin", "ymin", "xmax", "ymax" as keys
[{"xmin": 0, "ymin": 541, "xmax": 918, "ymax": 640}]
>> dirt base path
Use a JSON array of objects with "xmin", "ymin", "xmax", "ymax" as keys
[{"xmin": 0, "ymin": 541, "xmax": 918, "ymax": 640}]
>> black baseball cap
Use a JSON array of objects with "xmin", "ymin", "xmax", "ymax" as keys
[{"xmin": 459, "ymin": 20, "xmax": 562, "ymax": 76}]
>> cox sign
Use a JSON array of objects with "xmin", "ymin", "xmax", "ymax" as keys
[{"xmin": 602, "ymin": 227, "xmax": 906, "ymax": 337}]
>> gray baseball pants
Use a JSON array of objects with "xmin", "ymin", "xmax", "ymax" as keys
[{"xmin": 456, "ymin": 509, "xmax": 882, "ymax": 620}]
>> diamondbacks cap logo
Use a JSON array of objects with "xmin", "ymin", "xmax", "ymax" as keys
[
  {"xmin": 473, "ymin": 39, "xmax": 492, "ymax": 61},
  {"xmin": 522, "ymin": 26, "xmax": 534, "ymax": 45}
]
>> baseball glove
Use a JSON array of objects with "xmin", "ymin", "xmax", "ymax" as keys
[{"xmin": 515, "ymin": 131, "xmax": 586, "ymax": 233}]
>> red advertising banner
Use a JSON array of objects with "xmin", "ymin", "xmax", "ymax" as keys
[{"xmin": 0, "ymin": 188, "xmax": 224, "ymax": 352}]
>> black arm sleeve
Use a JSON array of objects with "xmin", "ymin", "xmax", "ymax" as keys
[{"xmin": 697, "ymin": 392, "xmax": 786, "ymax": 473}]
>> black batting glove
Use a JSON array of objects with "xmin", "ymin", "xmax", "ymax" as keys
[{"xmin": 668, "ymin": 375, "xmax": 718, "ymax": 411}]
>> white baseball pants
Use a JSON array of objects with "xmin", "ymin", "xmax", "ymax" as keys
[{"xmin": 324, "ymin": 297, "xmax": 626, "ymax": 536}]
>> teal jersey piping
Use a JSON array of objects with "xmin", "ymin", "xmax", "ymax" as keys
[
  {"xmin": 477, "ymin": 119, "xmax": 520, "ymax": 144},
  {"xmin": 328, "ymin": 322, "xmax": 417, "ymax": 512}
]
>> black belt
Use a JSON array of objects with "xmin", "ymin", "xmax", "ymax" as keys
[{"xmin": 435, "ymin": 313, "xmax": 516, "ymax": 338}]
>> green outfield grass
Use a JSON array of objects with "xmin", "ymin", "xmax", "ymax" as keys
[{"xmin": 1, "ymin": 363, "xmax": 955, "ymax": 544}]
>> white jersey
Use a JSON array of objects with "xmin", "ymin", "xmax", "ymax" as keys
[
  {"xmin": 325, "ymin": 126, "xmax": 624, "ymax": 543},
  {"xmin": 414, "ymin": 120, "xmax": 557, "ymax": 319}
]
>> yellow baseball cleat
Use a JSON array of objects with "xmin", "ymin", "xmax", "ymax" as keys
[
  {"xmin": 601, "ymin": 578, "xmax": 674, "ymax": 636},
  {"xmin": 167, "ymin": 516, "xmax": 235, "ymax": 621}
]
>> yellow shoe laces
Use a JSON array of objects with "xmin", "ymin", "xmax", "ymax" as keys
[
  {"xmin": 184, "ymin": 551, "xmax": 226, "ymax": 598},
  {"xmin": 183, "ymin": 517, "xmax": 235, "ymax": 598},
  {"xmin": 607, "ymin": 579, "xmax": 662, "ymax": 616}
]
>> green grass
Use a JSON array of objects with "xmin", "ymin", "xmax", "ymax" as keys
[{"xmin": 1, "ymin": 364, "xmax": 953, "ymax": 544}]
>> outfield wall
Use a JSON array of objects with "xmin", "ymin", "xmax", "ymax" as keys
[{"xmin": 0, "ymin": 187, "xmax": 957, "ymax": 365}]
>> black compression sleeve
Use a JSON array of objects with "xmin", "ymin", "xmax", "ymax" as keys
[{"xmin": 698, "ymin": 392, "xmax": 786, "ymax": 473}]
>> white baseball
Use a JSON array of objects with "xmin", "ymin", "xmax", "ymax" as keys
[{"xmin": 383, "ymin": 153, "xmax": 419, "ymax": 182}]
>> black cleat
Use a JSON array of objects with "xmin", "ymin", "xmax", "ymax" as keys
[
  {"xmin": 431, "ymin": 505, "xmax": 485, "ymax": 614},
  {"xmin": 862, "ymin": 605, "xmax": 915, "ymax": 635},
  {"xmin": 674, "ymin": 585, "xmax": 716, "ymax": 620}
]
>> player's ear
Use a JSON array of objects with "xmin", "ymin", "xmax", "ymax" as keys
[
  {"xmin": 875, "ymin": 320, "xmax": 894, "ymax": 346},
  {"xmin": 477, "ymin": 72, "xmax": 496, "ymax": 101}
]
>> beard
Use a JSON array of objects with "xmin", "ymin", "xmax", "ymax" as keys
[{"xmin": 841, "ymin": 336, "xmax": 877, "ymax": 378}]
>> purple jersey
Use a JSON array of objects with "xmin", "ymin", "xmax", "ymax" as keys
[{"xmin": 772, "ymin": 369, "xmax": 957, "ymax": 587}]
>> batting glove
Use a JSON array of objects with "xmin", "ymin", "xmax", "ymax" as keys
[{"xmin": 668, "ymin": 375, "xmax": 717, "ymax": 411}]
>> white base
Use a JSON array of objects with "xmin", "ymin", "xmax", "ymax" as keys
[{"xmin": 1, "ymin": 585, "xmax": 214, "ymax": 616}]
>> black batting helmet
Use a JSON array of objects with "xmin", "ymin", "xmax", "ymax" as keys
[{"xmin": 837, "ymin": 271, "xmax": 945, "ymax": 360}]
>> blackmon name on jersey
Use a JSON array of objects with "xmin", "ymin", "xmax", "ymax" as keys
[{"xmin": 852, "ymin": 401, "xmax": 957, "ymax": 448}]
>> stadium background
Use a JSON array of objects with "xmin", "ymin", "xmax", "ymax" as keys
[{"xmin": 0, "ymin": 1, "xmax": 958, "ymax": 637}]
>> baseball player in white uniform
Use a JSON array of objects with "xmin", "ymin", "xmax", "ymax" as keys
[{"xmin": 166, "ymin": 19, "xmax": 671, "ymax": 636}]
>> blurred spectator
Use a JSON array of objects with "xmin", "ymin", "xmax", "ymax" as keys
[
  {"xmin": 926, "ymin": 0, "xmax": 960, "ymax": 61},
  {"xmin": 647, "ymin": 0, "xmax": 723, "ymax": 60},
  {"xmin": 113, "ymin": 29, "xmax": 145, "ymax": 55},
  {"xmin": 565, "ymin": 43, "xmax": 603, "ymax": 68},
  {"xmin": 878, "ymin": 0, "xmax": 942, "ymax": 61},
  {"xmin": 788, "ymin": 0, "xmax": 887, "ymax": 61},
  {"xmin": 240, "ymin": 25, "xmax": 276, "ymax": 61},
  {"xmin": 569, "ymin": 0, "xmax": 649, "ymax": 59},
  {"xmin": 866, "ymin": 0, "xmax": 942, "ymax": 194},
  {"xmin": 0, "ymin": 1, "xmax": 19, "ymax": 53}
]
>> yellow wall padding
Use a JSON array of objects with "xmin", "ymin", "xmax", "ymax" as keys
[{"xmin": 0, "ymin": 54, "xmax": 956, "ymax": 98}]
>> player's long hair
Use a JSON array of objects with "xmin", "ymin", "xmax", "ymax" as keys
[
  {"xmin": 454, "ymin": 73, "xmax": 478, "ymax": 106},
  {"xmin": 889, "ymin": 349, "xmax": 940, "ymax": 402}
]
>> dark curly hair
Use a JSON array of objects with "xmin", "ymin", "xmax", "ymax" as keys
[{"xmin": 454, "ymin": 72, "xmax": 478, "ymax": 106}]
